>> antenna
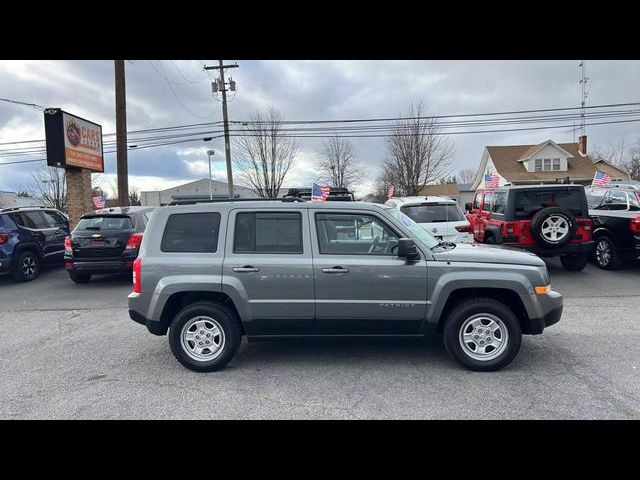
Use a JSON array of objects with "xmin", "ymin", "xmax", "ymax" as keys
[{"xmin": 579, "ymin": 60, "xmax": 589, "ymax": 136}]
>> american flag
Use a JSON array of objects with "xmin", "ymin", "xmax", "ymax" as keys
[
  {"xmin": 311, "ymin": 183, "xmax": 331, "ymax": 201},
  {"xmin": 92, "ymin": 195, "xmax": 106, "ymax": 209},
  {"xmin": 592, "ymin": 170, "xmax": 612, "ymax": 187},
  {"xmin": 484, "ymin": 173, "xmax": 499, "ymax": 188},
  {"xmin": 387, "ymin": 185, "xmax": 395, "ymax": 199}
]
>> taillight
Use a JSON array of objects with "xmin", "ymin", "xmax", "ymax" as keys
[
  {"xmin": 133, "ymin": 257, "xmax": 142, "ymax": 293},
  {"xmin": 455, "ymin": 224, "xmax": 472, "ymax": 233},
  {"xmin": 125, "ymin": 233, "xmax": 143, "ymax": 251},
  {"xmin": 631, "ymin": 215, "xmax": 640, "ymax": 234},
  {"xmin": 0, "ymin": 233, "xmax": 8, "ymax": 245},
  {"xmin": 64, "ymin": 236, "xmax": 72, "ymax": 255},
  {"xmin": 577, "ymin": 218, "xmax": 593, "ymax": 231}
]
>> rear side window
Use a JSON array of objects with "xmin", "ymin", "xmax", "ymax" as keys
[
  {"xmin": 514, "ymin": 189, "xmax": 584, "ymax": 218},
  {"xmin": 400, "ymin": 204, "xmax": 465, "ymax": 223},
  {"xmin": 41, "ymin": 210, "xmax": 67, "ymax": 228},
  {"xmin": 76, "ymin": 216, "xmax": 133, "ymax": 230},
  {"xmin": 586, "ymin": 188, "xmax": 606, "ymax": 208},
  {"xmin": 162, "ymin": 212, "xmax": 221, "ymax": 253},
  {"xmin": 12, "ymin": 211, "xmax": 46, "ymax": 229},
  {"xmin": 234, "ymin": 212, "xmax": 302, "ymax": 254},
  {"xmin": 492, "ymin": 192, "xmax": 507, "ymax": 214}
]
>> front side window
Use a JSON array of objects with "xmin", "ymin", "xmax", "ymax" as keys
[
  {"xmin": 482, "ymin": 192, "xmax": 494, "ymax": 212},
  {"xmin": 603, "ymin": 190, "xmax": 630, "ymax": 211},
  {"xmin": 162, "ymin": 212, "xmax": 221, "ymax": 253},
  {"xmin": 234, "ymin": 212, "xmax": 302, "ymax": 254},
  {"xmin": 472, "ymin": 191, "xmax": 483, "ymax": 210},
  {"xmin": 316, "ymin": 213, "xmax": 400, "ymax": 255}
]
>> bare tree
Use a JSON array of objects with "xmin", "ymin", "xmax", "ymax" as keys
[
  {"xmin": 457, "ymin": 167, "xmax": 477, "ymax": 184},
  {"xmin": 28, "ymin": 166, "xmax": 66, "ymax": 212},
  {"xmin": 591, "ymin": 139, "xmax": 640, "ymax": 180},
  {"xmin": 234, "ymin": 108, "xmax": 299, "ymax": 198},
  {"xmin": 382, "ymin": 102, "xmax": 453, "ymax": 196},
  {"xmin": 316, "ymin": 136, "xmax": 361, "ymax": 188}
]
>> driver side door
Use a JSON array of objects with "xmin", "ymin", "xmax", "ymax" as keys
[{"xmin": 310, "ymin": 209, "xmax": 428, "ymax": 335}]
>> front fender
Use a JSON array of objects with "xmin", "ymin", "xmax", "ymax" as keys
[{"xmin": 426, "ymin": 261, "xmax": 541, "ymax": 324}]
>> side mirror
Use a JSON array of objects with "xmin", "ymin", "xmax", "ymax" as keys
[
  {"xmin": 397, "ymin": 238, "xmax": 420, "ymax": 260},
  {"xmin": 465, "ymin": 202, "xmax": 473, "ymax": 212}
]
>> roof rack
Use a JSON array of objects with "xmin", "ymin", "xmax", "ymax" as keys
[
  {"xmin": 167, "ymin": 197, "xmax": 306, "ymax": 206},
  {"xmin": 0, "ymin": 205, "xmax": 51, "ymax": 213}
]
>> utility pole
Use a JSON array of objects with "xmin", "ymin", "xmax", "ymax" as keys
[
  {"xmin": 115, "ymin": 60, "xmax": 129, "ymax": 206},
  {"xmin": 579, "ymin": 60, "xmax": 589, "ymax": 136},
  {"xmin": 204, "ymin": 61, "xmax": 238, "ymax": 198}
]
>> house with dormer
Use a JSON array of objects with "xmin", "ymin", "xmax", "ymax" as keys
[{"xmin": 471, "ymin": 135, "xmax": 630, "ymax": 190}]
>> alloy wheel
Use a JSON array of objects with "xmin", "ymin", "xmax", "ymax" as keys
[
  {"xmin": 22, "ymin": 255, "xmax": 38, "ymax": 278},
  {"xmin": 596, "ymin": 239, "xmax": 612, "ymax": 267},
  {"xmin": 540, "ymin": 215, "xmax": 569, "ymax": 243}
]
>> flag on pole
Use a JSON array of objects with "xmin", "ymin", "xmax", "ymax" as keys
[
  {"xmin": 592, "ymin": 170, "xmax": 611, "ymax": 187},
  {"xmin": 311, "ymin": 183, "xmax": 331, "ymax": 201},
  {"xmin": 92, "ymin": 195, "xmax": 106, "ymax": 209},
  {"xmin": 387, "ymin": 185, "xmax": 395, "ymax": 199},
  {"xmin": 484, "ymin": 173, "xmax": 499, "ymax": 188}
]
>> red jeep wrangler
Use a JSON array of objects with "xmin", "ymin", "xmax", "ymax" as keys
[{"xmin": 466, "ymin": 184, "xmax": 595, "ymax": 271}]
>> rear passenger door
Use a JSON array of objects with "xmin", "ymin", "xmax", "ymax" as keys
[{"xmin": 223, "ymin": 209, "xmax": 315, "ymax": 336}]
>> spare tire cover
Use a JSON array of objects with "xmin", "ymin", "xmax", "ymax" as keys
[{"xmin": 530, "ymin": 206, "xmax": 576, "ymax": 248}]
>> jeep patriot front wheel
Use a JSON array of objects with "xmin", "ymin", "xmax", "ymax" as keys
[
  {"xmin": 443, "ymin": 298, "xmax": 522, "ymax": 371},
  {"xmin": 169, "ymin": 301, "xmax": 241, "ymax": 372}
]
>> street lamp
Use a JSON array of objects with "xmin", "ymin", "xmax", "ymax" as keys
[{"xmin": 207, "ymin": 150, "xmax": 215, "ymax": 200}]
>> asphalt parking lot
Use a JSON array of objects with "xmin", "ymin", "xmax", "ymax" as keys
[{"xmin": 1, "ymin": 259, "xmax": 639, "ymax": 419}]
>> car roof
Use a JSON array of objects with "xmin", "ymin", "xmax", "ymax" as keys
[
  {"xmin": 386, "ymin": 196, "xmax": 457, "ymax": 206},
  {"xmin": 87, "ymin": 206, "xmax": 155, "ymax": 216},
  {"xmin": 161, "ymin": 200, "xmax": 388, "ymax": 214},
  {"xmin": 479, "ymin": 184, "xmax": 585, "ymax": 191}
]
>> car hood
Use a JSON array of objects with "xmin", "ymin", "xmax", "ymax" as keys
[{"xmin": 431, "ymin": 243, "xmax": 545, "ymax": 267}]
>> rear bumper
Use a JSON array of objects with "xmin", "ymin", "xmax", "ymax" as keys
[
  {"xmin": 508, "ymin": 241, "xmax": 595, "ymax": 257},
  {"xmin": 65, "ymin": 258, "xmax": 134, "ymax": 275},
  {"xmin": 0, "ymin": 256, "xmax": 11, "ymax": 275},
  {"xmin": 129, "ymin": 309, "xmax": 168, "ymax": 336}
]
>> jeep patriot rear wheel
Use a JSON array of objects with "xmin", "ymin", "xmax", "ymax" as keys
[
  {"xmin": 169, "ymin": 301, "xmax": 241, "ymax": 372},
  {"xmin": 443, "ymin": 298, "xmax": 522, "ymax": 371}
]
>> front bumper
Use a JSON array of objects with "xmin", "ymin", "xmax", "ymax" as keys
[{"xmin": 522, "ymin": 290, "xmax": 563, "ymax": 335}]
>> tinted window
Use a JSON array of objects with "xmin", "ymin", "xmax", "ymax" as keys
[
  {"xmin": 492, "ymin": 192, "xmax": 507, "ymax": 214},
  {"xmin": 400, "ymin": 204, "xmax": 465, "ymax": 223},
  {"xmin": 514, "ymin": 189, "xmax": 584, "ymax": 218},
  {"xmin": 234, "ymin": 212, "xmax": 302, "ymax": 254},
  {"xmin": 162, "ymin": 212, "xmax": 221, "ymax": 253},
  {"xmin": 472, "ymin": 191, "xmax": 483, "ymax": 210},
  {"xmin": 41, "ymin": 210, "xmax": 67, "ymax": 228},
  {"xmin": 76, "ymin": 216, "xmax": 133, "ymax": 231},
  {"xmin": 12, "ymin": 211, "xmax": 46, "ymax": 229},
  {"xmin": 482, "ymin": 192, "xmax": 493, "ymax": 212},
  {"xmin": 316, "ymin": 213, "xmax": 399, "ymax": 255}
]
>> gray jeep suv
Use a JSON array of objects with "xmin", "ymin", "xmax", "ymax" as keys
[{"xmin": 128, "ymin": 200, "xmax": 563, "ymax": 372}]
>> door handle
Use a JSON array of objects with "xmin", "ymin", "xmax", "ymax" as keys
[
  {"xmin": 233, "ymin": 266, "xmax": 260, "ymax": 273},
  {"xmin": 322, "ymin": 267, "xmax": 349, "ymax": 274}
]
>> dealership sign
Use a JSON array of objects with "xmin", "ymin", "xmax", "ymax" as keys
[{"xmin": 44, "ymin": 108, "xmax": 104, "ymax": 172}]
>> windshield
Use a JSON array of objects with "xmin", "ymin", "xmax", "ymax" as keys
[
  {"xmin": 76, "ymin": 216, "xmax": 133, "ymax": 231},
  {"xmin": 386, "ymin": 207, "xmax": 439, "ymax": 249},
  {"xmin": 400, "ymin": 203, "xmax": 465, "ymax": 223}
]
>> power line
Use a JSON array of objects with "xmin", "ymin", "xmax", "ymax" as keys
[{"xmin": 0, "ymin": 97, "xmax": 45, "ymax": 111}]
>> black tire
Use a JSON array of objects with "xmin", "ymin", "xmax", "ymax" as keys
[
  {"xmin": 443, "ymin": 297, "xmax": 522, "ymax": 372},
  {"xmin": 530, "ymin": 207, "xmax": 576, "ymax": 249},
  {"xmin": 485, "ymin": 234, "xmax": 496, "ymax": 244},
  {"xmin": 69, "ymin": 271, "xmax": 92, "ymax": 283},
  {"xmin": 560, "ymin": 253, "xmax": 589, "ymax": 271},
  {"xmin": 11, "ymin": 250, "xmax": 40, "ymax": 282},
  {"xmin": 168, "ymin": 301, "xmax": 242, "ymax": 372},
  {"xmin": 593, "ymin": 235, "xmax": 621, "ymax": 270}
]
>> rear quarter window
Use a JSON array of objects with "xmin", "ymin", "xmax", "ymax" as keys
[{"xmin": 161, "ymin": 212, "xmax": 221, "ymax": 253}]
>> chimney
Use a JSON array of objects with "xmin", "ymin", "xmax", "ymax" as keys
[{"xmin": 578, "ymin": 135, "xmax": 587, "ymax": 156}]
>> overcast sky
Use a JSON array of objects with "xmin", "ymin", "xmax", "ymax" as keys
[{"xmin": 1, "ymin": 60, "xmax": 639, "ymax": 196}]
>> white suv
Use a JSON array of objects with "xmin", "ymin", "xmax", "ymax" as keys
[{"xmin": 385, "ymin": 196, "xmax": 473, "ymax": 244}]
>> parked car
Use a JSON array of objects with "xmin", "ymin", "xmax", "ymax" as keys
[
  {"xmin": 385, "ymin": 196, "xmax": 473, "ymax": 243},
  {"xmin": 64, "ymin": 206, "xmax": 155, "ymax": 283},
  {"xmin": 128, "ymin": 200, "xmax": 563, "ymax": 373},
  {"xmin": 0, "ymin": 206, "xmax": 69, "ymax": 282},
  {"xmin": 585, "ymin": 185, "xmax": 640, "ymax": 269},
  {"xmin": 465, "ymin": 184, "xmax": 594, "ymax": 271},
  {"xmin": 283, "ymin": 187, "xmax": 355, "ymax": 201}
]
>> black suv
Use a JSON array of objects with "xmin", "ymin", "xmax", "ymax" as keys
[
  {"xmin": 64, "ymin": 206, "xmax": 155, "ymax": 283},
  {"xmin": 0, "ymin": 206, "xmax": 70, "ymax": 282},
  {"xmin": 284, "ymin": 187, "xmax": 355, "ymax": 201},
  {"xmin": 466, "ymin": 184, "xmax": 595, "ymax": 271},
  {"xmin": 585, "ymin": 185, "xmax": 640, "ymax": 269}
]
